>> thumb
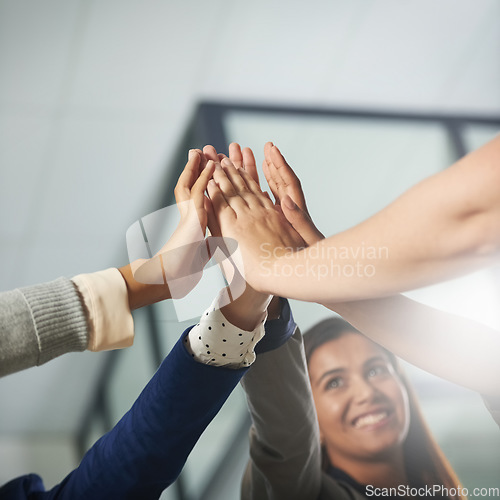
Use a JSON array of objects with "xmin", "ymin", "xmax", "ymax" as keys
[{"xmin": 281, "ymin": 195, "xmax": 325, "ymax": 246}]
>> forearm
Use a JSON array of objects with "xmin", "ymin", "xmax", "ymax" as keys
[
  {"xmin": 48, "ymin": 332, "xmax": 246, "ymax": 499},
  {"xmin": 0, "ymin": 279, "xmax": 88, "ymax": 377},
  {"xmin": 330, "ymin": 295, "xmax": 500, "ymax": 398},
  {"xmin": 259, "ymin": 135, "xmax": 500, "ymax": 302},
  {"xmin": 118, "ymin": 261, "xmax": 171, "ymax": 310},
  {"xmin": 241, "ymin": 327, "xmax": 322, "ymax": 500}
]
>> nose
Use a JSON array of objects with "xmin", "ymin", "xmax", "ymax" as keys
[{"xmin": 351, "ymin": 375, "xmax": 378, "ymax": 404}]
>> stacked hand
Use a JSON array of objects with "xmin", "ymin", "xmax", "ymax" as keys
[
  {"xmin": 201, "ymin": 143, "xmax": 282, "ymax": 326},
  {"xmin": 262, "ymin": 141, "xmax": 324, "ymax": 247},
  {"xmin": 202, "ymin": 142, "xmax": 324, "ymax": 295},
  {"xmin": 130, "ymin": 151, "xmax": 216, "ymax": 300},
  {"xmin": 124, "ymin": 141, "xmax": 322, "ymax": 316}
]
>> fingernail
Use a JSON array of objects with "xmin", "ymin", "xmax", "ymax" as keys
[
  {"xmin": 188, "ymin": 149, "xmax": 196, "ymax": 160},
  {"xmin": 283, "ymin": 195, "xmax": 297, "ymax": 210},
  {"xmin": 221, "ymin": 158, "xmax": 231, "ymax": 167},
  {"xmin": 208, "ymin": 179, "xmax": 216, "ymax": 187}
]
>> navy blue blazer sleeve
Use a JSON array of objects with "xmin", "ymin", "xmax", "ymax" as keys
[
  {"xmin": 0, "ymin": 328, "xmax": 248, "ymax": 500},
  {"xmin": 254, "ymin": 298, "xmax": 295, "ymax": 354}
]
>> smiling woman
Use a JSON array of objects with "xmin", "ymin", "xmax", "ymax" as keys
[{"xmin": 303, "ymin": 317, "xmax": 463, "ymax": 499}]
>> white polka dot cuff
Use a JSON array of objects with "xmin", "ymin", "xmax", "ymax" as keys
[{"xmin": 185, "ymin": 293, "xmax": 266, "ymax": 368}]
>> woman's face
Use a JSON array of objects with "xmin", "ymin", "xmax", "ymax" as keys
[{"xmin": 308, "ymin": 332, "xmax": 410, "ymax": 464}]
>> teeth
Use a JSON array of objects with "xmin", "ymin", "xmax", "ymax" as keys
[{"xmin": 353, "ymin": 411, "xmax": 388, "ymax": 428}]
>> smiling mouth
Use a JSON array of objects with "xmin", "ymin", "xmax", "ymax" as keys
[{"xmin": 352, "ymin": 410, "xmax": 391, "ymax": 429}]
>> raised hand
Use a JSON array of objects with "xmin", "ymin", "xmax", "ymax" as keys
[
  {"xmin": 210, "ymin": 143, "xmax": 283, "ymax": 326},
  {"xmin": 207, "ymin": 156, "xmax": 306, "ymax": 293},
  {"xmin": 130, "ymin": 151, "xmax": 216, "ymax": 300},
  {"xmin": 263, "ymin": 142, "xmax": 325, "ymax": 246}
]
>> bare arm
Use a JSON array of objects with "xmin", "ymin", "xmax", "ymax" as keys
[
  {"xmin": 331, "ymin": 296, "xmax": 500, "ymax": 399},
  {"xmin": 119, "ymin": 150, "xmax": 215, "ymax": 310},
  {"xmin": 251, "ymin": 137, "xmax": 500, "ymax": 302},
  {"xmin": 262, "ymin": 146, "xmax": 500, "ymax": 398}
]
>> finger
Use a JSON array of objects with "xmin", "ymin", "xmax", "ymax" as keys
[
  {"xmin": 191, "ymin": 160, "xmax": 216, "ymax": 212},
  {"xmin": 207, "ymin": 178, "xmax": 236, "ymax": 223},
  {"xmin": 213, "ymin": 162, "xmax": 237, "ymax": 196},
  {"xmin": 192, "ymin": 148, "xmax": 207, "ymax": 172},
  {"xmin": 221, "ymin": 157, "xmax": 250, "ymax": 193},
  {"xmin": 262, "ymin": 158, "xmax": 280, "ymax": 204},
  {"xmin": 237, "ymin": 166, "xmax": 274, "ymax": 208},
  {"xmin": 281, "ymin": 195, "xmax": 325, "ymax": 246},
  {"xmin": 237, "ymin": 164, "xmax": 262, "ymax": 194},
  {"xmin": 174, "ymin": 150, "xmax": 201, "ymax": 203},
  {"xmin": 270, "ymin": 145, "xmax": 301, "ymax": 187},
  {"xmin": 263, "ymin": 141, "xmax": 282, "ymax": 203},
  {"xmin": 222, "ymin": 159, "xmax": 272, "ymax": 210},
  {"xmin": 203, "ymin": 145, "xmax": 219, "ymax": 162},
  {"xmin": 270, "ymin": 145, "xmax": 307, "ymax": 210},
  {"xmin": 214, "ymin": 160, "xmax": 252, "ymax": 211},
  {"xmin": 242, "ymin": 147, "xmax": 260, "ymax": 186},
  {"xmin": 229, "ymin": 142, "xmax": 243, "ymax": 169},
  {"xmin": 213, "ymin": 162, "xmax": 247, "ymax": 203},
  {"xmin": 263, "ymin": 141, "xmax": 275, "ymax": 180},
  {"xmin": 264, "ymin": 145, "xmax": 288, "ymax": 205},
  {"xmin": 263, "ymin": 141, "xmax": 274, "ymax": 163},
  {"xmin": 218, "ymin": 153, "xmax": 227, "ymax": 162}
]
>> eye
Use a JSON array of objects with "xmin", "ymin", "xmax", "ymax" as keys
[
  {"xmin": 366, "ymin": 365, "xmax": 388, "ymax": 378},
  {"xmin": 325, "ymin": 376, "xmax": 344, "ymax": 390}
]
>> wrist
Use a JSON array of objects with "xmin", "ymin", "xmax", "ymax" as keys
[
  {"xmin": 220, "ymin": 284, "xmax": 271, "ymax": 331},
  {"xmin": 118, "ymin": 261, "xmax": 171, "ymax": 310}
]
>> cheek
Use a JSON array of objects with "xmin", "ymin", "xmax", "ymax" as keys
[
  {"xmin": 380, "ymin": 379, "xmax": 410, "ymax": 432},
  {"xmin": 313, "ymin": 392, "xmax": 345, "ymax": 432}
]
